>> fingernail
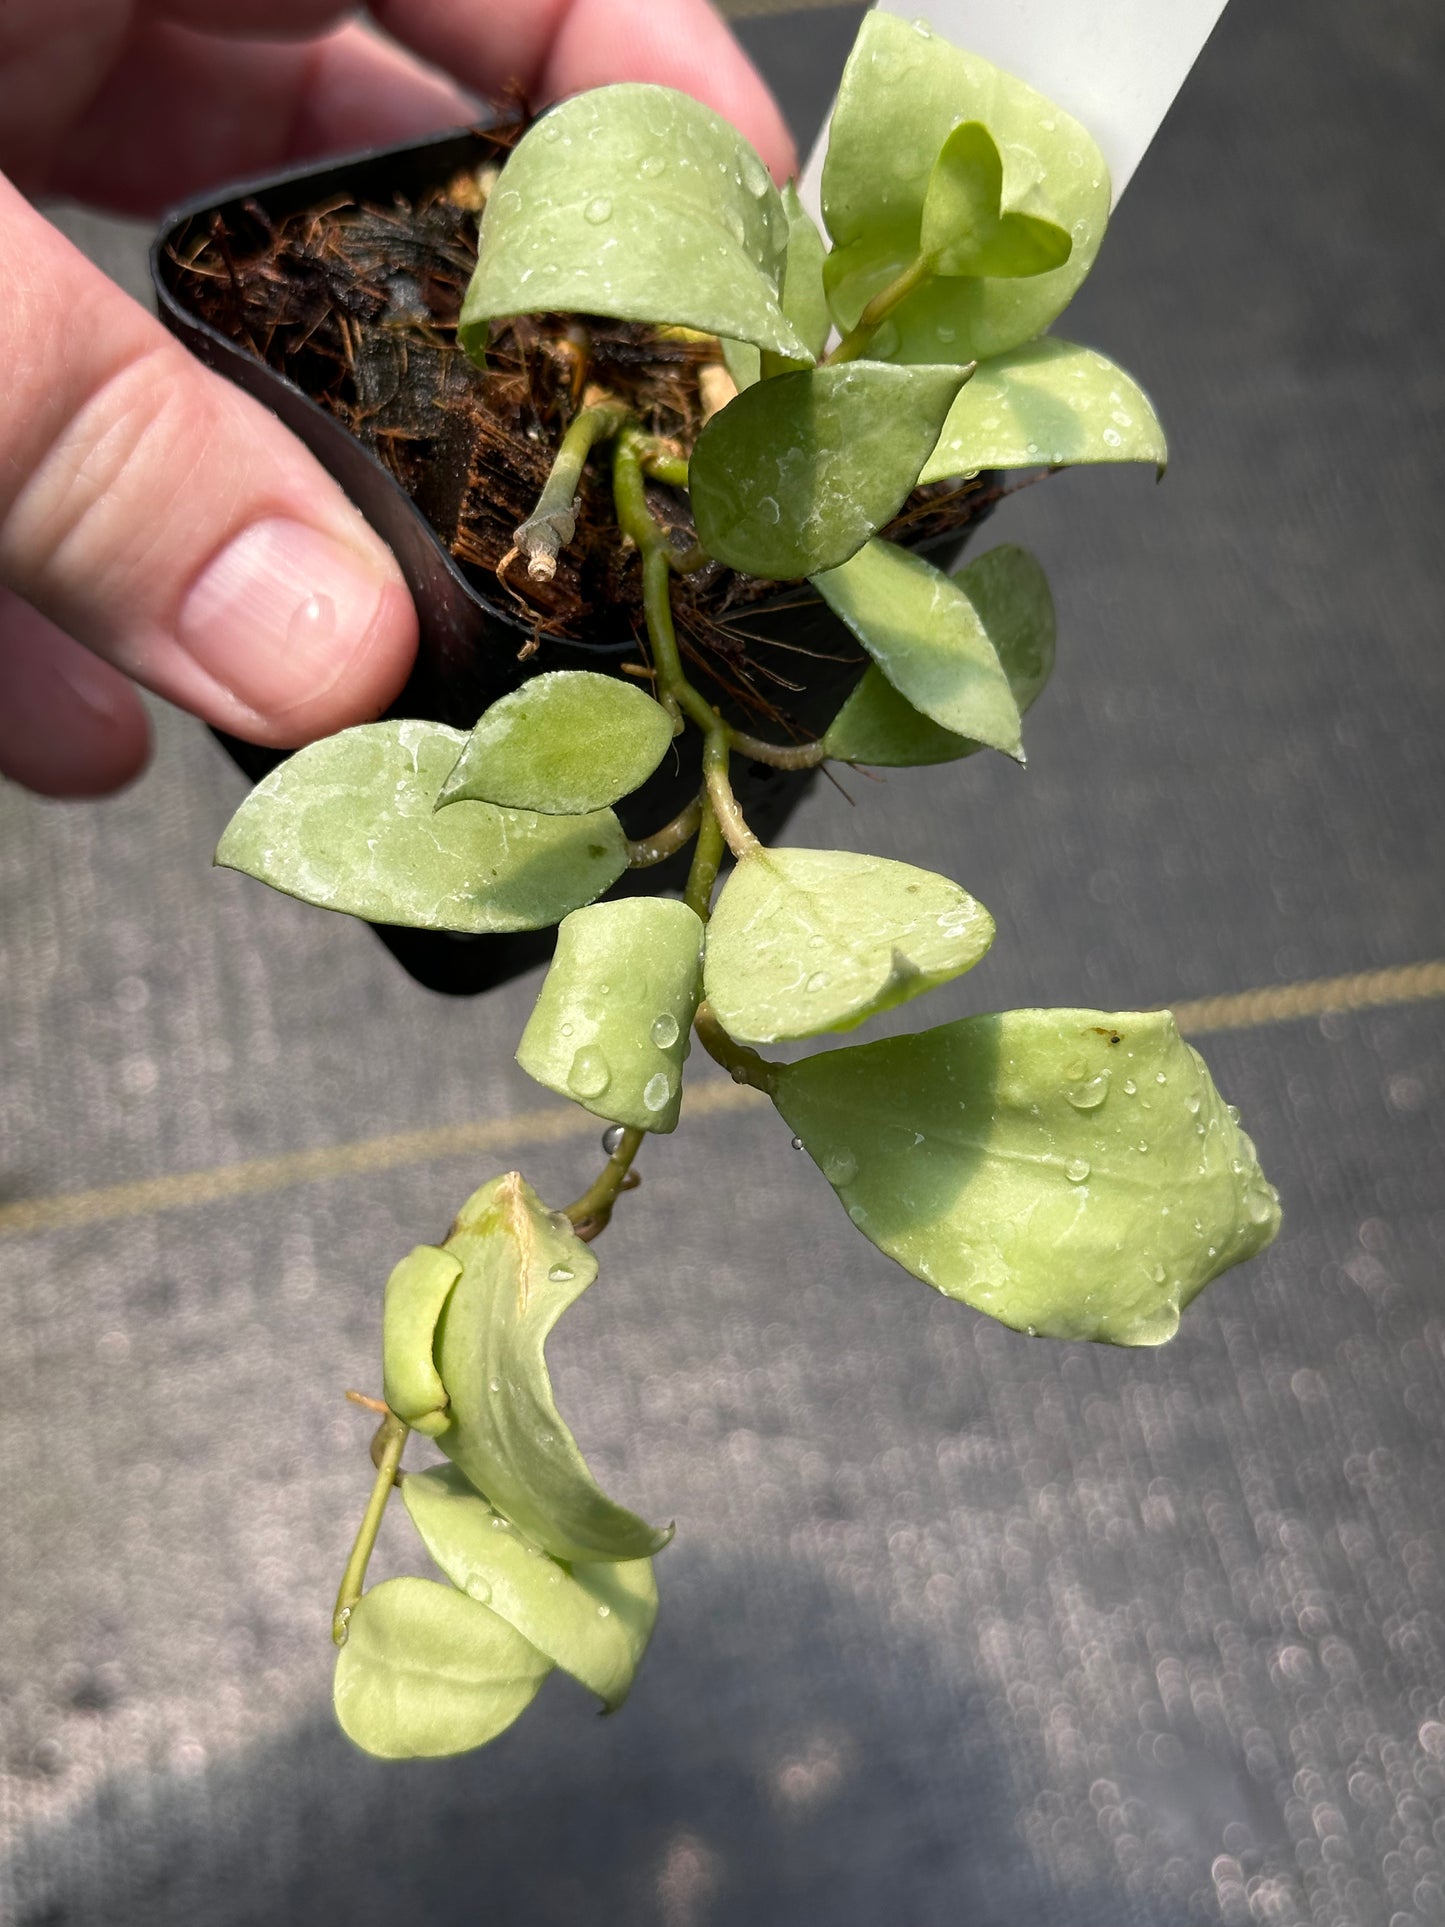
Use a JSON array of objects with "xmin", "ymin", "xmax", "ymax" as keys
[{"xmin": 178, "ymin": 518, "xmax": 397, "ymax": 720}]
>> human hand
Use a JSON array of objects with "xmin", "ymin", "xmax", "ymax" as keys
[{"xmin": 0, "ymin": 1, "xmax": 795, "ymax": 796}]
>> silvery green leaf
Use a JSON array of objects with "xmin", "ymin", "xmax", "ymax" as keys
[
  {"xmin": 823, "ymin": 545, "xmax": 1053, "ymax": 766},
  {"xmin": 773, "ymin": 1008, "xmax": 1282, "ymax": 1347},
  {"xmin": 690, "ymin": 361, "xmax": 970, "ymax": 578},
  {"xmin": 517, "ymin": 898, "xmax": 703, "ymax": 1133},
  {"xmin": 820, "ymin": 14, "xmax": 1110, "ymax": 364},
  {"xmin": 919, "ymin": 339, "xmax": 1167, "ymax": 482},
  {"xmin": 459, "ymin": 86, "xmax": 810, "ymax": 363},
  {"xmin": 718, "ymin": 183, "xmax": 833, "ymax": 391},
  {"xmin": 920, "ymin": 121, "xmax": 1072, "ymax": 280},
  {"xmin": 437, "ymin": 672, "xmax": 674, "ymax": 816},
  {"xmin": 703, "ymin": 847, "xmax": 993, "ymax": 1045},
  {"xmin": 214, "ymin": 721, "xmax": 628, "ymax": 933},
  {"xmin": 333, "ymin": 1577, "xmax": 551, "ymax": 1760},
  {"xmin": 812, "ymin": 539, "xmax": 1022, "ymax": 758},
  {"xmin": 381, "ymin": 1244, "xmax": 462, "ymax": 1438},
  {"xmin": 403, "ymin": 1464, "xmax": 658, "ymax": 1711},
  {"xmin": 436, "ymin": 1173, "xmax": 671, "ymax": 1563}
]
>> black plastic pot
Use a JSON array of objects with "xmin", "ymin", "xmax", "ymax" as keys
[{"xmin": 151, "ymin": 127, "xmax": 986, "ymax": 995}]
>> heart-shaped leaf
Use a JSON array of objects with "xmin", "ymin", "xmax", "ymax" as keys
[
  {"xmin": 773, "ymin": 1008, "xmax": 1282, "ymax": 1347},
  {"xmin": 382, "ymin": 1244, "xmax": 462, "ymax": 1438},
  {"xmin": 721, "ymin": 182, "xmax": 832, "ymax": 391},
  {"xmin": 437, "ymin": 672, "xmax": 674, "ymax": 816},
  {"xmin": 920, "ymin": 339, "xmax": 1167, "ymax": 482},
  {"xmin": 921, "ymin": 122, "xmax": 1072, "ymax": 280},
  {"xmin": 403, "ymin": 1464, "xmax": 658, "ymax": 1711},
  {"xmin": 689, "ymin": 362, "xmax": 970, "ymax": 578},
  {"xmin": 436, "ymin": 1173, "xmax": 671, "ymax": 1563},
  {"xmin": 812, "ymin": 539, "xmax": 1023, "ymax": 758},
  {"xmin": 517, "ymin": 899, "xmax": 703, "ymax": 1133},
  {"xmin": 820, "ymin": 14, "xmax": 1109, "ymax": 364},
  {"xmin": 214, "ymin": 721, "xmax": 629, "ymax": 933},
  {"xmin": 333, "ymin": 1577, "xmax": 552, "ymax": 1760},
  {"xmin": 703, "ymin": 847, "xmax": 994, "ymax": 1045},
  {"xmin": 459, "ymin": 85, "xmax": 810, "ymax": 364},
  {"xmin": 823, "ymin": 545, "xmax": 1054, "ymax": 766}
]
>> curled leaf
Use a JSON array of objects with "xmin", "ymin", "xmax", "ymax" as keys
[
  {"xmin": 436, "ymin": 1173, "xmax": 671, "ymax": 1563},
  {"xmin": 812, "ymin": 539, "xmax": 1023, "ymax": 759},
  {"xmin": 437, "ymin": 672, "xmax": 674, "ymax": 816},
  {"xmin": 517, "ymin": 898, "xmax": 703, "ymax": 1133},
  {"xmin": 214, "ymin": 721, "xmax": 629, "ymax": 934},
  {"xmin": 460, "ymin": 85, "xmax": 810, "ymax": 363},
  {"xmin": 773, "ymin": 1008, "xmax": 1282, "ymax": 1347},
  {"xmin": 823, "ymin": 545, "xmax": 1054, "ymax": 766},
  {"xmin": 919, "ymin": 339, "xmax": 1167, "ymax": 482},
  {"xmin": 381, "ymin": 1244, "xmax": 462, "ymax": 1437},
  {"xmin": 703, "ymin": 847, "xmax": 994, "ymax": 1045},
  {"xmin": 921, "ymin": 121, "xmax": 1071, "ymax": 280},
  {"xmin": 333, "ymin": 1577, "xmax": 552, "ymax": 1760},
  {"xmin": 690, "ymin": 361, "xmax": 970, "ymax": 578},
  {"xmin": 404, "ymin": 1464, "xmax": 658, "ymax": 1711}
]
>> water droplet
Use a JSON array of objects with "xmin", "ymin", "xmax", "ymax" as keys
[
  {"xmin": 490, "ymin": 1514, "xmax": 507, "ymax": 1529},
  {"xmin": 1155, "ymin": 1071, "xmax": 1167, "ymax": 1085},
  {"xmin": 548, "ymin": 1264, "xmax": 575, "ymax": 1284},
  {"xmin": 1065, "ymin": 1070, "xmax": 1110, "ymax": 1111},
  {"xmin": 723, "ymin": 208, "xmax": 747, "ymax": 244},
  {"xmin": 1185, "ymin": 1093, "xmax": 1202, "ymax": 1116},
  {"xmin": 739, "ymin": 149, "xmax": 770, "ymax": 197},
  {"xmin": 758, "ymin": 495, "xmax": 780, "ymax": 524},
  {"xmin": 601, "ymin": 1123, "xmax": 626, "ymax": 1156},
  {"xmin": 568, "ymin": 1047, "xmax": 611, "ymax": 1098},
  {"xmin": 1065, "ymin": 1157, "xmax": 1091, "ymax": 1183},
  {"xmin": 650, "ymin": 1013, "xmax": 680, "ymax": 1049},
  {"xmin": 823, "ymin": 1148, "xmax": 858, "ymax": 1186},
  {"xmin": 911, "ymin": 15, "xmax": 933, "ymax": 34},
  {"xmin": 541, "ymin": 121, "xmax": 561, "ymax": 143},
  {"xmin": 642, "ymin": 1071, "xmax": 671, "ymax": 1113},
  {"xmin": 488, "ymin": 1378, "xmax": 501, "ymax": 1394},
  {"xmin": 790, "ymin": 1136, "xmax": 804, "ymax": 1150},
  {"xmin": 871, "ymin": 320, "xmax": 900, "ymax": 359},
  {"xmin": 1226, "ymin": 1103, "xmax": 1241, "ymax": 1124},
  {"xmin": 1025, "ymin": 1324, "xmax": 1038, "ymax": 1338},
  {"xmin": 1247, "ymin": 1190, "xmax": 1275, "ymax": 1225},
  {"xmin": 584, "ymin": 196, "xmax": 613, "ymax": 225},
  {"xmin": 639, "ymin": 153, "xmax": 667, "ymax": 178},
  {"xmin": 1065, "ymin": 1058, "xmax": 1087, "ymax": 1080},
  {"xmin": 1136, "ymin": 1140, "xmax": 1150, "ymax": 1154},
  {"xmin": 596, "ymin": 1604, "xmax": 612, "ymax": 1619},
  {"xmin": 1122, "ymin": 1078, "xmax": 1138, "ymax": 1096},
  {"xmin": 1102, "ymin": 427, "xmax": 1123, "ymax": 448},
  {"xmin": 560, "ymin": 1021, "xmax": 574, "ymax": 1038},
  {"xmin": 469, "ymin": 1579, "xmax": 493, "ymax": 1605},
  {"xmin": 936, "ymin": 324, "xmax": 957, "ymax": 343},
  {"xmin": 1150, "ymin": 1262, "xmax": 1166, "ymax": 1284},
  {"xmin": 805, "ymin": 971, "xmax": 829, "ymax": 993}
]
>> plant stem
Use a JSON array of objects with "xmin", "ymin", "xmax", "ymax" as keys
[
  {"xmin": 693, "ymin": 1000, "xmax": 779, "ymax": 1093},
  {"xmin": 332, "ymin": 1410, "xmax": 409, "ymax": 1645},
  {"xmin": 729, "ymin": 728, "xmax": 826, "ymax": 770},
  {"xmin": 684, "ymin": 798, "xmax": 726, "ymax": 919},
  {"xmin": 827, "ymin": 254, "xmax": 934, "ymax": 364},
  {"xmin": 563, "ymin": 1126, "xmax": 646, "ymax": 1240},
  {"xmin": 514, "ymin": 398, "xmax": 630, "ymax": 581},
  {"xmin": 626, "ymin": 795, "xmax": 702, "ymax": 868},
  {"xmin": 639, "ymin": 446, "xmax": 690, "ymax": 490}
]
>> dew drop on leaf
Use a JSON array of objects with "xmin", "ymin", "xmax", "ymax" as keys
[
  {"xmin": 568, "ymin": 1047, "xmax": 611, "ymax": 1098},
  {"xmin": 650, "ymin": 1013, "xmax": 680, "ymax": 1048},
  {"xmin": 642, "ymin": 1071, "xmax": 672, "ymax": 1113},
  {"xmin": 548, "ymin": 1264, "xmax": 575, "ymax": 1284},
  {"xmin": 1064, "ymin": 1157, "xmax": 1091, "ymax": 1183},
  {"xmin": 1064, "ymin": 1071, "xmax": 1110, "ymax": 1111},
  {"xmin": 823, "ymin": 1148, "xmax": 859, "ymax": 1185},
  {"xmin": 1122, "ymin": 1078, "xmax": 1138, "ymax": 1095},
  {"xmin": 584, "ymin": 196, "xmax": 613, "ymax": 225},
  {"xmin": 597, "ymin": 1604, "xmax": 612, "ymax": 1619},
  {"xmin": 601, "ymin": 1124, "xmax": 626, "ymax": 1156},
  {"xmin": 790, "ymin": 1136, "xmax": 804, "ymax": 1150}
]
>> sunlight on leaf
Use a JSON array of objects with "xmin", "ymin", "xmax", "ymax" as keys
[
  {"xmin": 333, "ymin": 1577, "xmax": 552, "ymax": 1760},
  {"xmin": 920, "ymin": 339, "xmax": 1167, "ymax": 481},
  {"xmin": 437, "ymin": 672, "xmax": 674, "ymax": 816},
  {"xmin": 704, "ymin": 847, "xmax": 993, "ymax": 1044},
  {"xmin": 435, "ymin": 1173, "xmax": 672, "ymax": 1563},
  {"xmin": 460, "ymin": 85, "xmax": 810, "ymax": 362},
  {"xmin": 214, "ymin": 721, "xmax": 628, "ymax": 933},
  {"xmin": 517, "ymin": 899, "xmax": 703, "ymax": 1132},
  {"xmin": 821, "ymin": 14, "xmax": 1109, "ymax": 363},
  {"xmin": 812, "ymin": 540, "xmax": 1022, "ymax": 758},
  {"xmin": 403, "ymin": 1464, "xmax": 658, "ymax": 1711},
  {"xmin": 773, "ymin": 1008, "xmax": 1282, "ymax": 1347},
  {"xmin": 823, "ymin": 545, "xmax": 1053, "ymax": 766},
  {"xmin": 690, "ymin": 361, "xmax": 970, "ymax": 578}
]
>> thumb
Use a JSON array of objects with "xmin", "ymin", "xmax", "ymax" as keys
[{"xmin": 0, "ymin": 177, "xmax": 417, "ymax": 765}]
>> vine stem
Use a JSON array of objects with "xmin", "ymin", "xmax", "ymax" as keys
[
  {"xmin": 626, "ymin": 795, "xmax": 702, "ymax": 868},
  {"xmin": 827, "ymin": 254, "xmax": 934, "ymax": 364},
  {"xmin": 512, "ymin": 396, "xmax": 629, "ymax": 581},
  {"xmin": 332, "ymin": 1410, "xmax": 409, "ymax": 1645},
  {"xmin": 563, "ymin": 1125, "xmax": 646, "ymax": 1239}
]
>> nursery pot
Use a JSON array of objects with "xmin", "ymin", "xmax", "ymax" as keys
[{"xmin": 152, "ymin": 125, "xmax": 994, "ymax": 995}]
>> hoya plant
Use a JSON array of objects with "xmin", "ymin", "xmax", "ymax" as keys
[{"xmin": 216, "ymin": 13, "xmax": 1280, "ymax": 1761}]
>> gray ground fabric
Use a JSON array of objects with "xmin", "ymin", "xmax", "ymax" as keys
[{"xmin": 2, "ymin": 1, "xmax": 1443, "ymax": 1922}]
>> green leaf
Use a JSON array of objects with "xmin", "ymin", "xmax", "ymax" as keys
[
  {"xmin": 812, "ymin": 539, "xmax": 1023, "ymax": 758},
  {"xmin": 517, "ymin": 899, "xmax": 703, "ymax": 1133},
  {"xmin": 720, "ymin": 183, "xmax": 833, "ymax": 391},
  {"xmin": 333, "ymin": 1577, "xmax": 551, "ymax": 1760},
  {"xmin": 437, "ymin": 672, "xmax": 674, "ymax": 816},
  {"xmin": 820, "ymin": 14, "xmax": 1110, "ymax": 363},
  {"xmin": 459, "ymin": 86, "xmax": 810, "ymax": 363},
  {"xmin": 690, "ymin": 362, "xmax": 971, "ymax": 578},
  {"xmin": 823, "ymin": 545, "xmax": 1054, "ymax": 766},
  {"xmin": 436, "ymin": 1173, "xmax": 671, "ymax": 1563},
  {"xmin": 920, "ymin": 122, "xmax": 1072, "ymax": 280},
  {"xmin": 382, "ymin": 1244, "xmax": 462, "ymax": 1438},
  {"xmin": 703, "ymin": 847, "xmax": 993, "ymax": 1045},
  {"xmin": 919, "ymin": 339, "xmax": 1168, "ymax": 482},
  {"xmin": 403, "ymin": 1464, "xmax": 658, "ymax": 1712},
  {"xmin": 214, "ymin": 721, "xmax": 629, "ymax": 934},
  {"xmin": 773, "ymin": 1008, "xmax": 1282, "ymax": 1347}
]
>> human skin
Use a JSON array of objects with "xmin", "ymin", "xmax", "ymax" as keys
[{"xmin": 0, "ymin": 0, "xmax": 795, "ymax": 797}]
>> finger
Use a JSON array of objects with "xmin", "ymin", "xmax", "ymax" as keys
[
  {"xmin": 0, "ymin": 177, "xmax": 417, "ymax": 749},
  {"xmin": 42, "ymin": 21, "xmax": 478, "ymax": 216},
  {"xmin": 0, "ymin": 589, "xmax": 151, "ymax": 798}
]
